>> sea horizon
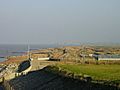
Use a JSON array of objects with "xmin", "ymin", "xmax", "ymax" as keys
[{"xmin": 0, "ymin": 44, "xmax": 59, "ymax": 62}]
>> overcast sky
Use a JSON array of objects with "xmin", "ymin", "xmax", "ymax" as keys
[{"xmin": 0, "ymin": 0, "xmax": 120, "ymax": 44}]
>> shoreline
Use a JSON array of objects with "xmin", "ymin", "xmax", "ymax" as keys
[
  {"xmin": 0, "ymin": 55, "xmax": 28, "ymax": 65},
  {"xmin": 0, "ymin": 45, "xmax": 120, "ymax": 90}
]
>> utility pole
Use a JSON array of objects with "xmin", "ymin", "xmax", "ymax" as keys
[{"xmin": 27, "ymin": 45, "xmax": 31, "ymax": 61}]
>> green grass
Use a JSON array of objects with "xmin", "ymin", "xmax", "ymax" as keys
[{"xmin": 57, "ymin": 64, "xmax": 120, "ymax": 82}]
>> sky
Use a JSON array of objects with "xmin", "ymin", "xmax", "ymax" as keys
[{"xmin": 0, "ymin": 0, "xmax": 120, "ymax": 44}]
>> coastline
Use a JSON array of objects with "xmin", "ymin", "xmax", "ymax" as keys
[
  {"xmin": 0, "ymin": 55, "xmax": 27, "ymax": 65},
  {"xmin": 0, "ymin": 46, "xmax": 120, "ymax": 90}
]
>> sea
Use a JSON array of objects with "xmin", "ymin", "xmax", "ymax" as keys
[{"xmin": 0, "ymin": 44, "xmax": 58, "ymax": 62}]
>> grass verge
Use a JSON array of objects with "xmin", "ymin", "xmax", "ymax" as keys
[{"xmin": 56, "ymin": 63, "xmax": 120, "ymax": 84}]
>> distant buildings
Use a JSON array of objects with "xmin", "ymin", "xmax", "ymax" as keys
[
  {"xmin": 92, "ymin": 54, "xmax": 120, "ymax": 61},
  {"xmin": 98, "ymin": 55, "xmax": 120, "ymax": 61}
]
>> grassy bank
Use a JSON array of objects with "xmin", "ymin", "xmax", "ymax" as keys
[{"xmin": 56, "ymin": 64, "xmax": 120, "ymax": 83}]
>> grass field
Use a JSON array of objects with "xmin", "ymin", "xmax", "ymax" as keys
[{"xmin": 57, "ymin": 64, "xmax": 120, "ymax": 83}]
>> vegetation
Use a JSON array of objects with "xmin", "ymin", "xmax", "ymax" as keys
[{"xmin": 56, "ymin": 63, "xmax": 120, "ymax": 84}]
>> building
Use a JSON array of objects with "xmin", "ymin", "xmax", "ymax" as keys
[
  {"xmin": 31, "ymin": 53, "xmax": 50, "ymax": 61},
  {"xmin": 97, "ymin": 55, "xmax": 120, "ymax": 61}
]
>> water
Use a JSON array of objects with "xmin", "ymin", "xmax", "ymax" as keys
[
  {"xmin": 0, "ymin": 44, "xmax": 58, "ymax": 62},
  {"xmin": 0, "ymin": 58, "xmax": 5, "ymax": 62}
]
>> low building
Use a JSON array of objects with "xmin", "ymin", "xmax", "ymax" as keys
[
  {"xmin": 31, "ymin": 53, "xmax": 50, "ymax": 61},
  {"xmin": 97, "ymin": 55, "xmax": 120, "ymax": 61},
  {"xmin": 37, "ymin": 57, "xmax": 50, "ymax": 60}
]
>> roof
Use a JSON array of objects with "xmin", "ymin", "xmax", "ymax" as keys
[{"xmin": 98, "ymin": 55, "xmax": 120, "ymax": 58}]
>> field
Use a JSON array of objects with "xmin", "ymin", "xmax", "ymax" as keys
[{"xmin": 57, "ymin": 63, "xmax": 120, "ymax": 83}]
